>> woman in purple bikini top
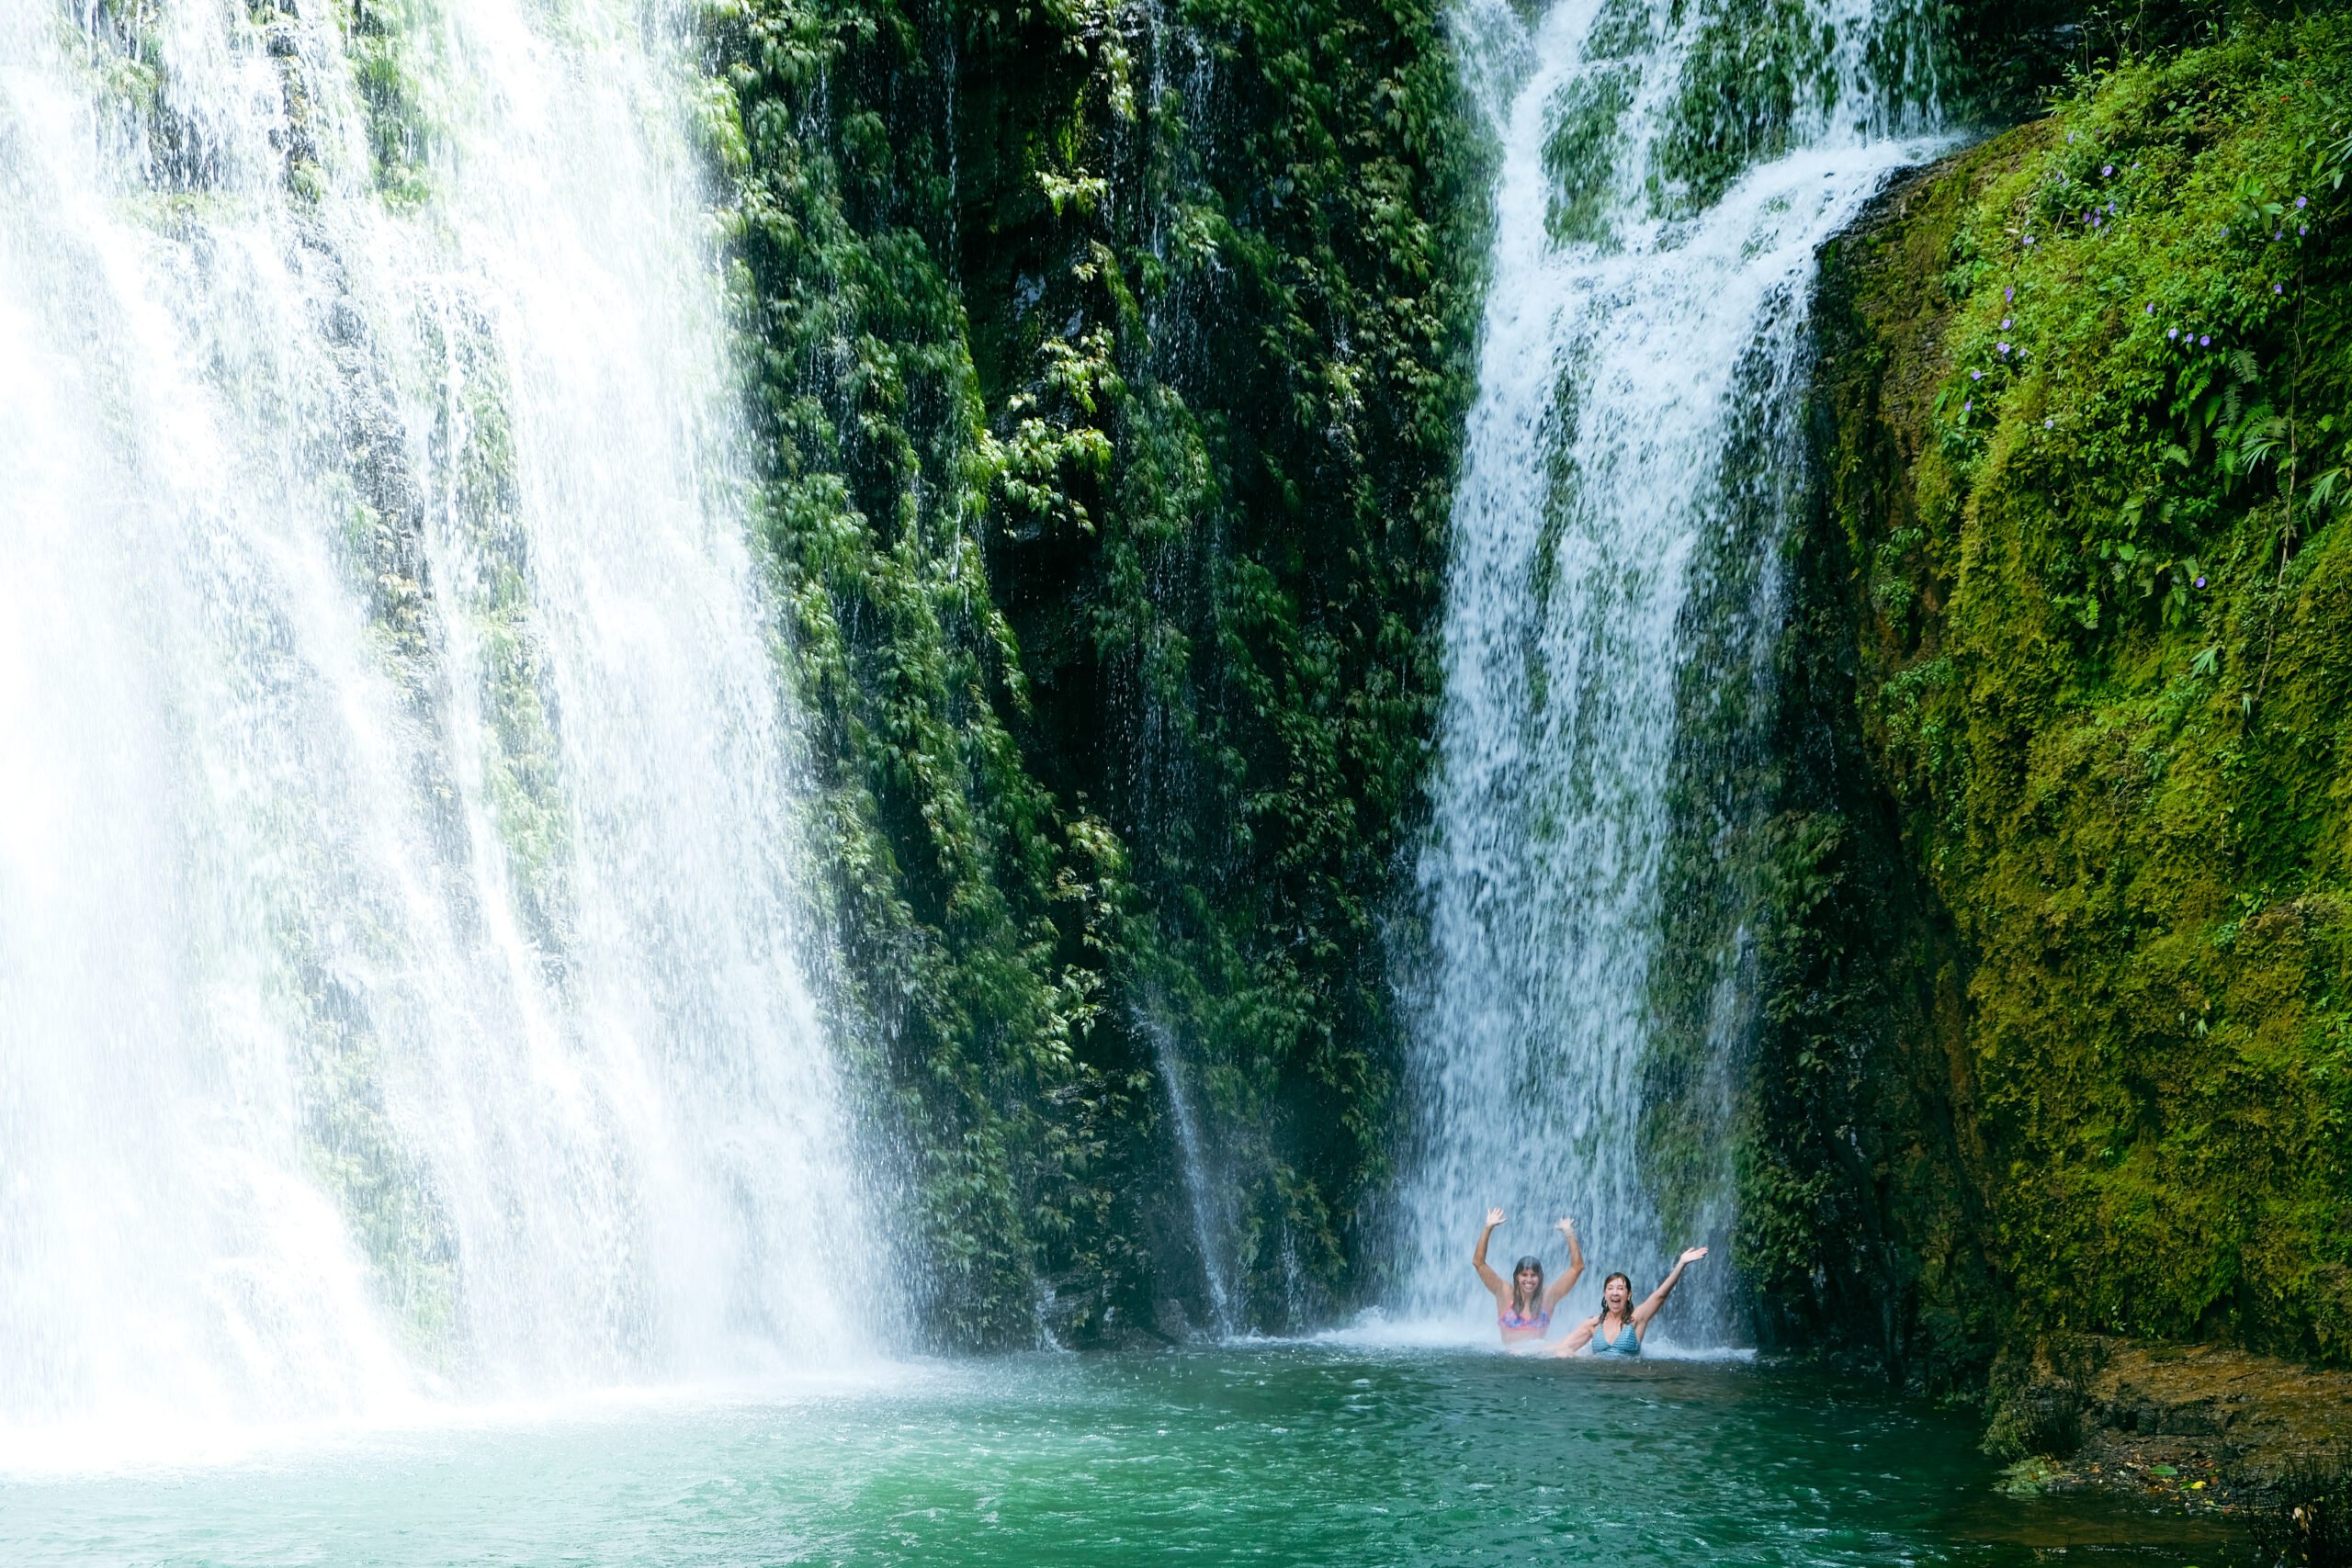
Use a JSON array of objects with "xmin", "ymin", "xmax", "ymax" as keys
[{"xmin": 1473, "ymin": 1209, "xmax": 1583, "ymax": 1348}]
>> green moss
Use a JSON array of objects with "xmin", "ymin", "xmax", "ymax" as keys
[
  {"xmin": 343, "ymin": 0, "xmax": 437, "ymax": 209},
  {"xmin": 702, "ymin": 0, "xmax": 1479, "ymax": 1340},
  {"xmin": 1763, "ymin": 15, "xmax": 2352, "ymax": 1381},
  {"xmin": 1650, "ymin": 0, "xmax": 1841, "ymax": 219},
  {"xmin": 1544, "ymin": 66, "xmax": 1636, "ymax": 245}
]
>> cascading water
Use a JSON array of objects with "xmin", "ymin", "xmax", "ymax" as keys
[
  {"xmin": 0, "ymin": 0, "xmax": 867, "ymax": 1450},
  {"xmin": 1393, "ymin": 0, "xmax": 1936, "ymax": 1332}
]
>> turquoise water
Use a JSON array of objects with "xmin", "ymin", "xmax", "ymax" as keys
[{"xmin": 1, "ymin": 1346, "xmax": 2238, "ymax": 1566}]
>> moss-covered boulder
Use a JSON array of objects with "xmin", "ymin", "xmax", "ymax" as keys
[{"xmin": 1757, "ymin": 15, "xmax": 2352, "ymax": 1382}]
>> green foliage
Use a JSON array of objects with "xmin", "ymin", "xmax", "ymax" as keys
[
  {"xmin": 701, "ymin": 0, "xmax": 1478, "ymax": 1340},
  {"xmin": 343, "ymin": 0, "xmax": 435, "ymax": 209},
  {"xmin": 1653, "ymin": 0, "xmax": 1840, "ymax": 216},
  {"xmin": 1544, "ymin": 66, "xmax": 1636, "ymax": 244},
  {"xmin": 1770, "ymin": 15, "xmax": 2352, "ymax": 1378}
]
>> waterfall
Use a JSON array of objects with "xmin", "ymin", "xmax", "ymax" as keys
[
  {"xmin": 1394, "ymin": 0, "xmax": 1936, "ymax": 1331},
  {"xmin": 0, "ymin": 0, "xmax": 867, "ymax": 1447}
]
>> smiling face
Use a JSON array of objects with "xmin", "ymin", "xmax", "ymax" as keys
[
  {"xmin": 1513, "ymin": 1264, "xmax": 1542, "ymax": 1300},
  {"xmin": 1601, "ymin": 1273, "xmax": 1633, "ymax": 1314}
]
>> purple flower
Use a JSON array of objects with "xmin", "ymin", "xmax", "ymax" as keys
[
  {"xmin": 2145, "ymin": 303, "xmax": 2155, "ymax": 314},
  {"xmin": 1962, "ymin": 400, "xmax": 1973, "ymax": 412},
  {"xmin": 2103, "ymin": 164, "xmax": 2114, "ymax": 176},
  {"xmin": 2195, "ymin": 576, "xmax": 2207, "ymax": 588},
  {"xmin": 2067, "ymin": 131, "xmax": 2075, "ymax": 142},
  {"xmin": 2024, "ymin": 235, "xmax": 2036, "ymax": 246},
  {"xmin": 2002, "ymin": 318, "xmax": 2013, "ymax": 329},
  {"xmin": 2044, "ymin": 418, "xmax": 2055, "ymax": 429},
  {"xmin": 1972, "ymin": 369, "xmax": 1984, "ymax": 380},
  {"xmin": 2006, "ymin": 287, "xmax": 2015, "ymax": 301},
  {"xmin": 2301, "ymin": 225, "xmax": 2309, "ymax": 236},
  {"xmin": 2200, "ymin": 335, "xmax": 2211, "ymax": 346},
  {"xmin": 2275, "ymin": 283, "xmax": 2285, "ymax": 294},
  {"xmin": 2167, "ymin": 327, "xmax": 2178, "ymax": 339},
  {"xmin": 2298, "ymin": 196, "xmax": 2309, "ymax": 209},
  {"xmin": 2222, "ymin": 227, "xmax": 2231, "ymax": 237},
  {"xmin": 1999, "ymin": 343, "xmax": 2010, "ymax": 355}
]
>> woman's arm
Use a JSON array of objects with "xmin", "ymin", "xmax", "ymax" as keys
[
  {"xmin": 1631, "ymin": 1246, "xmax": 1708, "ymax": 1334},
  {"xmin": 1472, "ymin": 1208, "xmax": 1509, "ymax": 1301},
  {"xmin": 1540, "ymin": 1217, "xmax": 1584, "ymax": 1311},
  {"xmin": 1550, "ymin": 1316, "xmax": 1600, "ymax": 1357}
]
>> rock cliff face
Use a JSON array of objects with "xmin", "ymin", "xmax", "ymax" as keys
[
  {"xmin": 1749, "ymin": 16, "xmax": 2352, "ymax": 1393},
  {"xmin": 702, "ymin": 0, "xmax": 1483, "ymax": 1342},
  {"xmin": 700, "ymin": 0, "xmax": 2352, "ymax": 1396}
]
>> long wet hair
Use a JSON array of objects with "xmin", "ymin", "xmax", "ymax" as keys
[
  {"xmin": 1597, "ymin": 1271, "xmax": 1635, "ymax": 1334},
  {"xmin": 1510, "ymin": 1256, "xmax": 1544, "ymax": 1316}
]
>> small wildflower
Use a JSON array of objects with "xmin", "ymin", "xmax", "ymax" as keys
[
  {"xmin": 2301, "ymin": 225, "xmax": 2309, "ymax": 236},
  {"xmin": 2024, "ymin": 235, "xmax": 2035, "ymax": 245},
  {"xmin": 2167, "ymin": 327, "xmax": 2178, "ymax": 339},
  {"xmin": 2222, "ymin": 227, "xmax": 2231, "ymax": 237},
  {"xmin": 2199, "ymin": 335, "xmax": 2211, "ymax": 346},
  {"xmin": 2006, "ymin": 287, "xmax": 2015, "ymax": 301},
  {"xmin": 2298, "ymin": 196, "xmax": 2309, "ymax": 209},
  {"xmin": 2044, "ymin": 417, "xmax": 2055, "ymax": 429},
  {"xmin": 2145, "ymin": 303, "xmax": 2155, "ymax": 314},
  {"xmin": 1999, "ymin": 343, "xmax": 2010, "ymax": 355},
  {"xmin": 2276, "ymin": 283, "xmax": 2286, "ymax": 294},
  {"xmin": 2196, "ymin": 576, "xmax": 2207, "ymax": 588},
  {"xmin": 2002, "ymin": 318, "xmax": 2013, "ymax": 329},
  {"xmin": 1963, "ymin": 400, "xmax": 1973, "ymax": 412},
  {"xmin": 1972, "ymin": 369, "xmax": 1984, "ymax": 380},
  {"xmin": 2103, "ymin": 164, "xmax": 2114, "ymax": 176}
]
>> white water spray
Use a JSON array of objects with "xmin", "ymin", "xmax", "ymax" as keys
[
  {"xmin": 0, "ymin": 0, "xmax": 866, "ymax": 1446},
  {"xmin": 1395, "ymin": 0, "xmax": 1936, "ymax": 1332}
]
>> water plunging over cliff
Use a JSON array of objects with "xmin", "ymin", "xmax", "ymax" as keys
[
  {"xmin": 0, "ymin": 0, "xmax": 865, "ymax": 1447},
  {"xmin": 1394, "ymin": 0, "xmax": 1934, "ymax": 1332}
]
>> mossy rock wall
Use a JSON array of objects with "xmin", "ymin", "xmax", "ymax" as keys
[
  {"xmin": 1756, "ymin": 16, "xmax": 2352, "ymax": 1384},
  {"xmin": 700, "ymin": 0, "xmax": 1483, "ymax": 1344}
]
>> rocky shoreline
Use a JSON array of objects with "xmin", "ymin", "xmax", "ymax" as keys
[{"xmin": 1989, "ymin": 1335, "xmax": 2350, "ymax": 1548}]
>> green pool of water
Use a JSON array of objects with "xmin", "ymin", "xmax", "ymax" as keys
[{"xmin": 1, "ymin": 1345, "xmax": 2241, "ymax": 1565}]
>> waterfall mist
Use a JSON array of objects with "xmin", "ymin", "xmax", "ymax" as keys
[{"xmin": 0, "ymin": 0, "xmax": 870, "ymax": 1450}]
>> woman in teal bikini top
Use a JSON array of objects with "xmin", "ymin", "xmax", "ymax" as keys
[
  {"xmin": 1555, "ymin": 1247, "xmax": 1709, "ymax": 1358},
  {"xmin": 1473, "ymin": 1209, "xmax": 1584, "ymax": 1348}
]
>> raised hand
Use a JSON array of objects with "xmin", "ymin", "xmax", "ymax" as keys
[
  {"xmin": 1633, "ymin": 1247, "xmax": 1710, "ymax": 1329},
  {"xmin": 1486, "ymin": 1207, "xmax": 1506, "ymax": 1228},
  {"xmin": 1542, "ymin": 1215, "xmax": 1587, "ymax": 1311}
]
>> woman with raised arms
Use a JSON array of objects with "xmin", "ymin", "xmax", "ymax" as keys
[
  {"xmin": 1553, "ymin": 1247, "xmax": 1709, "ymax": 1358},
  {"xmin": 1472, "ymin": 1208, "xmax": 1584, "ymax": 1348}
]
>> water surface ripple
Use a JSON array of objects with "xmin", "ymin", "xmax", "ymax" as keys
[{"xmin": 1, "ymin": 1348, "xmax": 2235, "ymax": 1566}]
